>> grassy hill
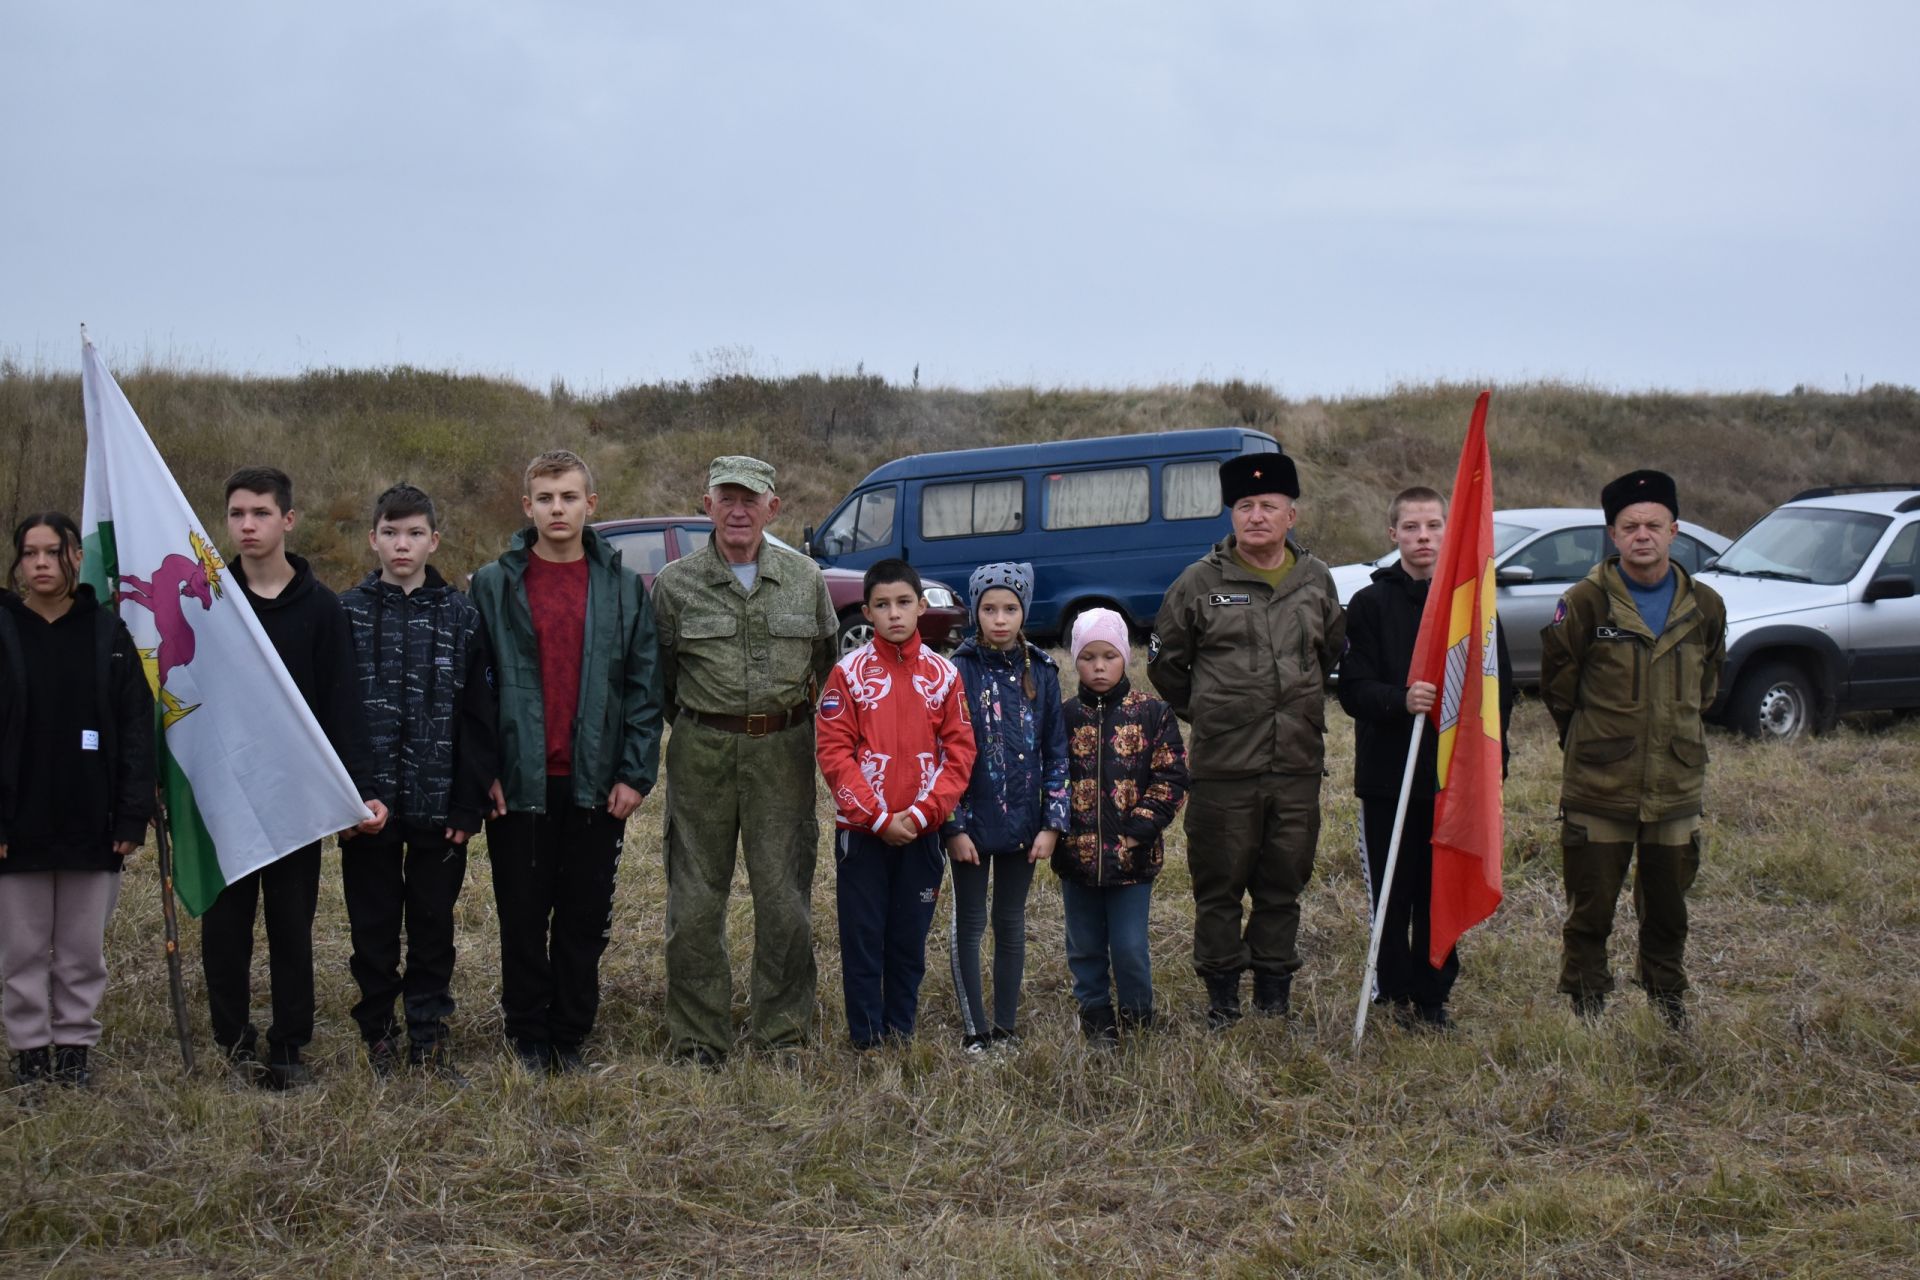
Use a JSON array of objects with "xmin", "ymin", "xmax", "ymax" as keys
[
  {"xmin": 3, "ymin": 365, "xmax": 1919, "ymax": 1274},
  {"xmin": 5, "ymin": 362, "xmax": 1918, "ymax": 586}
]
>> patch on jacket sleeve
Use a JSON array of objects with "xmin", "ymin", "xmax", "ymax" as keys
[
  {"xmin": 819, "ymin": 688, "xmax": 845, "ymax": 721},
  {"xmin": 1147, "ymin": 632, "xmax": 1161, "ymax": 662},
  {"xmin": 1550, "ymin": 598, "xmax": 1568, "ymax": 628}
]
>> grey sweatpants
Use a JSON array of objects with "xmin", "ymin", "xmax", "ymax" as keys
[{"xmin": 0, "ymin": 870, "xmax": 123, "ymax": 1050}]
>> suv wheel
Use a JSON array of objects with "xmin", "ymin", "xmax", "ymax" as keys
[
  {"xmin": 1728, "ymin": 660, "xmax": 1815, "ymax": 741},
  {"xmin": 837, "ymin": 612, "xmax": 874, "ymax": 655}
]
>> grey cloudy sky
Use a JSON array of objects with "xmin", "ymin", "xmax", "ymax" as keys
[{"xmin": 4, "ymin": 2, "xmax": 1915, "ymax": 394}]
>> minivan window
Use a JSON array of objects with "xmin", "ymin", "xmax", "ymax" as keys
[
  {"xmin": 1163, "ymin": 461, "xmax": 1222, "ymax": 520},
  {"xmin": 818, "ymin": 488, "xmax": 899, "ymax": 555},
  {"xmin": 921, "ymin": 478, "xmax": 1024, "ymax": 539},
  {"xmin": 1045, "ymin": 467, "xmax": 1150, "ymax": 530}
]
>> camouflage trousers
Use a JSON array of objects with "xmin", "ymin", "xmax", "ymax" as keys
[{"xmin": 664, "ymin": 718, "xmax": 820, "ymax": 1057}]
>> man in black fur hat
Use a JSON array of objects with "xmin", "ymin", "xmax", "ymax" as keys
[
  {"xmin": 1148, "ymin": 452, "xmax": 1346, "ymax": 1028},
  {"xmin": 1539, "ymin": 469, "xmax": 1726, "ymax": 1029}
]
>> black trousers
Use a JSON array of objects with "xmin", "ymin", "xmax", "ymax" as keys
[
  {"xmin": 484, "ymin": 777, "xmax": 626, "ymax": 1048},
  {"xmin": 341, "ymin": 822, "xmax": 469, "ymax": 1046},
  {"xmin": 1361, "ymin": 795, "xmax": 1460, "ymax": 1009},
  {"xmin": 200, "ymin": 842, "xmax": 322, "ymax": 1063}
]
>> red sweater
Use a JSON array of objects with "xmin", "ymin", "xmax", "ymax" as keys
[{"xmin": 816, "ymin": 630, "xmax": 977, "ymax": 834}]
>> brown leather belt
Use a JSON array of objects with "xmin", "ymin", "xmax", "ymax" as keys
[{"xmin": 689, "ymin": 704, "xmax": 814, "ymax": 737}]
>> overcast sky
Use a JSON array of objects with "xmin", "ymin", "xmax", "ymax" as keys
[{"xmin": 4, "ymin": 2, "xmax": 1915, "ymax": 395}]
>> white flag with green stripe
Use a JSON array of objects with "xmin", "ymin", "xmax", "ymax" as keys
[{"xmin": 79, "ymin": 334, "xmax": 369, "ymax": 916}]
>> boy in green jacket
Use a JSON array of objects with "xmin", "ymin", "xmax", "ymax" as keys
[{"xmin": 469, "ymin": 450, "xmax": 664, "ymax": 1073}]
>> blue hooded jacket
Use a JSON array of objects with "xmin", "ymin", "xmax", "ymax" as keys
[{"xmin": 941, "ymin": 636, "xmax": 1070, "ymax": 856}]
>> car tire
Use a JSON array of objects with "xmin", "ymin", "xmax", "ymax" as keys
[
  {"xmin": 837, "ymin": 611, "xmax": 874, "ymax": 656},
  {"xmin": 1727, "ymin": 659, "xmax": 1817, "ymax": 742}
]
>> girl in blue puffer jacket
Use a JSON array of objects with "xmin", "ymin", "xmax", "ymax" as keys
[{"xmin": 941, "ymin": 563, "xmax": 1069, "ymax": 1055}]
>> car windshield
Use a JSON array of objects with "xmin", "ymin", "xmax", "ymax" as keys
[{"xmin": 1713, "ymin": 507, "xmax": 1891, "ymax": 586}]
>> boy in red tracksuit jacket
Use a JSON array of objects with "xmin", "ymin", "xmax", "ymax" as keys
[{"xmin": 816, "ymin": 559, "xmax": 976, "ymax": 1048}]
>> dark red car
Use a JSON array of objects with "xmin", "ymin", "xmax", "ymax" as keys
[{"xmin": 594, "ymin": 517, "xmax": 966, "ymax": 654}]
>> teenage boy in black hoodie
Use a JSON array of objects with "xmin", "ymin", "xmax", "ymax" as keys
[
  {"xmin": 338, "ymin": 484, "xmax": 497, "ymax": 1083},
  {"xmin": 1337, "ymin": 486, "xmax": 1514, "ymax": 1030},
  {"xmin": 205, "ymin": 466, "xmax": 387, "ymax": 1089}
]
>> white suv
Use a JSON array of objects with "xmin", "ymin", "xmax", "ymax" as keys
[{"xmin": 1697, "ymin": 486, "xmax": 1920, "ymax": 739}]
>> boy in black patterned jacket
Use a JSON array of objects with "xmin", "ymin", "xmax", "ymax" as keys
[
  {"xmin": 1052, "ymin": 608, "xmax": 1187, "ymax": 1046},
  {"xmin": 339, "ymin": 484, "xmax": 497, "ymax": 1081}
]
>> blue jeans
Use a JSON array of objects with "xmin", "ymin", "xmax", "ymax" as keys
[
  {"xmin": 1060, "ymin": 880, "xmax": 1154, "ymax": 1015},
  {"xmin": 834, "ymin": 828, "xmax": 946, "ymax": 1046}
]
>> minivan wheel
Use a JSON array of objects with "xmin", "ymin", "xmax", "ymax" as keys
[
  {"xmin": 837, "ymin": 613, "xmax": 875, "ymax": 655},
  {"xmin": 1728, "ymin": 660, "xmax": 1814, "ymax": 741}
]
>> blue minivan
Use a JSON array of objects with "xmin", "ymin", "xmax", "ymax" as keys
[{"xmin": 803, "ymin": 427, "xmax": 1280, "ymax": 637}]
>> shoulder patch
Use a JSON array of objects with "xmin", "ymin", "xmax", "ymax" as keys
[
  {"xmin": 1147, "ymin": 632, "xmax": 1161, "ymax": 662},
  {"xmin": 818, "ymin": 688, "xmax": 845, "ymax": 721},
  {"xmin": 1550, "ymin": 598, "xmax": 1568, "ymax": 628}
]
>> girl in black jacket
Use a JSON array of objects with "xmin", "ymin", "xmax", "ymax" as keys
[{"xmin": 0, "ymin": 513, "xmax": 155, "ymax": 1089}]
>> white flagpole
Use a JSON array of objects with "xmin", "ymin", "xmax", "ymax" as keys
[{"xmin": 1352, "ymin": 715, "xmax": 1427, "ymax": 1050}]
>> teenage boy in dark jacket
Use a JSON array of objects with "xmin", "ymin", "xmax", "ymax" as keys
[
  {"xmin": 338, "ymin": 483, "xmax": 497, "ymax": 1082},
  {"xmin": 207, "ymin": 466, "xmax": 387, "ymax": 1089},
  {"xmin": 1337, "ymin": 486, "xmax": 1513, "ymax": 1030},
  {"xmin": 469, "ymin": 450, "xmax": 663, "ymax": 1075}
]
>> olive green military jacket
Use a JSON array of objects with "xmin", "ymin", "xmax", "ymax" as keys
[
  {"xmin": 650, "ymin": 535, "xmax": 838, "ymax": 719},
  {"xmin": 1539, "ymin": 557, "xmax": 1727, "ymax": 823},
  {"xmin": 1148, "ymin": 537, "xmax": 1347, "ymax": 780}
]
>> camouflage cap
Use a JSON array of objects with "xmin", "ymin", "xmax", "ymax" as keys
[{"xmin": 707, "ymin": 455, "xmax": 776, "ymax": 494}]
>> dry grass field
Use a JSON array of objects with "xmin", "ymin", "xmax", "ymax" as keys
[
  {"xmin": 3, "ymin": 668, "xmax": 1917, "ymax": 1277},
  {"xmin": 2, "ymin": 366, "xmax": 1918, "ymax": 1275}
]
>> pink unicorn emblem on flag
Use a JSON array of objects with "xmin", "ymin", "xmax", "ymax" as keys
[{"xmin": 117, "ymin": 530, "xmax": 225, "ymax": 728}]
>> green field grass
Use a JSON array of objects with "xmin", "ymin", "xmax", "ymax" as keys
[{"xmin": 4, "ymin": 668, "xmax": 1917, "ymax": 1277}]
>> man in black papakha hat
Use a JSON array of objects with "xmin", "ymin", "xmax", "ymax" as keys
[
  {"xmin": 1148, "ymin": 451, "xmax": 1346, "ymax": 1027},
  {"xmin": 1539, "ymin": 468, "xmax": 1726, "ymax": 1028}
]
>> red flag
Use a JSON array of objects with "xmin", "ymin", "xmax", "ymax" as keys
[{"xmin": 1409, "ymin": 390, "xmax": 1504, "ymax": 965}]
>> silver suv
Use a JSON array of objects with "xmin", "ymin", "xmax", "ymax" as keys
[{"xmin": 1697, "ymin": 486, "xmax": 1920, "ymax": 739}]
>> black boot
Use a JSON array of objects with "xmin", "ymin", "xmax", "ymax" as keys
[
  {"xmin": 509, "ymin": 1037, "xmax": 552, "ymax": 1074},
  {"xmin": 1079, "ymin": 1005, "xmax": 1120, "ymax": 1049},
  {"xmin": 1650, "ymin": 991, "xmax": 1688, "ymax": 1031},
  {"xmin": 366, "ymin": 1036, "xmax": 401, "ymax": 1079},
  {"xmin": 51, "ymin": 1045, "xmax": 91, "ymax": 1087},
  {"xmin": 1570, "ymin": 991, "xmax": 1606, "ymax": 1022},
  {"xmin": 225, "ymin": 1031, "xmax": 272, "ymax": 1089},
  {"xmin": 409, "ymin": 1038, "xmax": 469, "ymax": 1087},
  {"xmin": 10, "ymin": 1046, "xmax": 52, "ymax": 1089},
  {"xmin": 1117, "ymin": 1007, "xmax": 1155, "ymax": 1040},
  {"xmin": 1412, "ymin": 1003, "xmax": 1454, "ymax": 1033},
  {"xmin": 1252, "ymin": 973, "xmax": 1292, "ymax": 1019},
  {"xmin": 1204, "ymin": 972, "xmax": 1243, "ymax": 1031}
]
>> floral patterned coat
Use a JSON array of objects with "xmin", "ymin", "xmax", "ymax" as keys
[{"xmin": 1054, "ymin": 675, "xmax": 1189, "ymax": 889}]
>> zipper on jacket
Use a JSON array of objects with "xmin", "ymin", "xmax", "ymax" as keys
[
  {"xmin": 1631, "ymin": 642, "xmax": 1642, "ymax": 703},
  {"xmin": 1095, "ymin": 693, "xmax": 1107, "ymax": 887}
]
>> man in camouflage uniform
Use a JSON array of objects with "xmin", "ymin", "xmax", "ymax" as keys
[
  {"xmin": 1540, "ymin": 469, "xmax": 1725, "ymax": 1028},
  {"xmin": 1149, "ymin": 452, "xmax": 1346, "ymax": 1028},
  {"xmin": 650, "ymin": 456, "xmax": 839, "ymax": 1066}
]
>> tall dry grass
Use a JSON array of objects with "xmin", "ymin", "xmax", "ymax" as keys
[{"xmin": 2, "ymin": 656, "xmax": 1917, "ymax": 1276}]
